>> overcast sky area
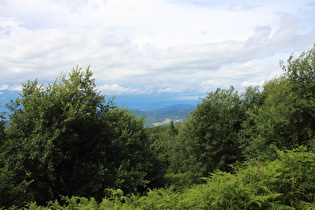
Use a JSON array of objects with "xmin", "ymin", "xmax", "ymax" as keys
[{"xmin": 0, "ymin": 0, "xmax": 315, "ymax": 110}]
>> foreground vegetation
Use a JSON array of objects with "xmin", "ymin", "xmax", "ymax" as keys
[
  {"xmin": 1, "ymin": 45, "xmax": 315, "ymax": 209},
  {"xmin": 25, "ymin": 147, "xmax": 315, "ymax": 209}
]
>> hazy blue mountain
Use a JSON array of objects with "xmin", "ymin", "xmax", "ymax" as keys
[{"xmin": 132, "ymin": 104, "xmax": 195, "ymax": 127}]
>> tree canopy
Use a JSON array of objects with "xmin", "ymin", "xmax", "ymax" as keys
[
  {"xmin": 240, "ymin": 44, "xmax": 315, "ymax": 160},
  {"xmin": 0, "ymin": 66, "xmax": 162, "ymax": 207},
  {"xmin": 179, "ymin": 86, "xmax": 247, "ymax": 175}
]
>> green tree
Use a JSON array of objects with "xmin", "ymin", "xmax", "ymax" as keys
[
  {"xmin": 180, "ymin": 86, "xmax": 247, "ymax": 175},
  {"xmin": 240, "ymin": 45, "xmax": 315, "ymax": 160},
  {"xmin": 103, "ymin": 108, "xmax": 164, "ymax": 193},
  {"xmin": 0, "ymin": 110, "xmax": 30, "ymax": 208},
  {"xmin": 239, "ymin": 77, "xmax": 301, "ymax": 160},
  {"xmin": 146, "ymin": 123, "xmax": 183, "ymax": 174},
  {"xmin": 282, "ymin": 44, "xmax": 315, "ymax": 141},
  {"xmin": 0, "ymin": 109, "xmax": 5, "ymax": 146},
  {"xmin": 282, "ymin": 44, "xmax": 315, "ymax": 97},
  {"xmin": 0, "ymin": 67, "xmax": 162, "ymax": 207}
]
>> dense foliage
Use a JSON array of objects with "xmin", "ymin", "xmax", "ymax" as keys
[
  {"xmin": 25, "ymin": 146, "xmax": 315, "ymax": 209},
  {"xmin": 1, "ymin": 44, "xmax": 315, "ymax": 209},
  {"xmin": 0, "ymin": 110, "xmax": 5, "ymax": 146},
  {"xmin": 0, "ymin": 67, "xmax": 162, "ymax": 207},
  {"xmin": 179, "ymin": 86, "xmax": 250, "ymax": 175},
  {"xmin": 146, "ymin": 122, "xmax": 184, "ymax": 174},
  {"xmin": 239, "ymin": 45, "xmax": 315, "ymax": 160}
]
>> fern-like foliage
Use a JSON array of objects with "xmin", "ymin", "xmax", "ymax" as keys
[{"xmin": 21, "ymin": 146, "xmax": 315, "ymax": 209}]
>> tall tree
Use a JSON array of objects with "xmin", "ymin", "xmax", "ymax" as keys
[
  {"xmin": 147, "ymin": 123, "xmax": 184, "ymax": 174},
  {"xmin": 240, "ymin": 45, "xmax": 315, "ymax": 160},
  {"xmin": 180, "ymin": 86, "xmax": 247, "ymax": 175},
  {"xmin": 0, "ymin": 109, "xmax": 5, "ymax": 146},
  {"xmin": 282, "ymin": 44, "xmax": 315, "ymax": 140},
  {"xmin": 239, "ymin": 77, "xmax": 301, "ymax": 160},
  {"xmin": 0, "ymin": 67, "xmax": 162, "ymax": 207}
]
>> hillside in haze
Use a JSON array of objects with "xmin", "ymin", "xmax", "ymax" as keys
[{"xmin": 132, "ymin": 104, "xmax": 195, "ymax": 127}]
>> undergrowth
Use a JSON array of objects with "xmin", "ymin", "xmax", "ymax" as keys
[{"xmin": 17, "ymin": 146, "xmax": 315, "ymax": 209}]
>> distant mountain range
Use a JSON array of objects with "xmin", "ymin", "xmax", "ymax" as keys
[{"xmin": 132, "ymin": 104, "xmax": 196, "ymax": 127}]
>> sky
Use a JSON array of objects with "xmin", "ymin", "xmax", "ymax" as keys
[{"xmin": 0, "ymin": 0, "xmax": 315, "ymax": 111}]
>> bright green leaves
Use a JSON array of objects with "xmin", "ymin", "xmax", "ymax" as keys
[
  {"xmin": 239, "ymin": 77, "xmax": 301, "ymax": 160},
  {"xmin": 284, "ymin": 44, "xmax": 315, "ymax": 139},
  {"xmin": 282, "ymin": 44, "xmax": 315, "ymax": 97},
  {"xmin": 240, "ymin": 45, "xmax": 315, "ymax": 160}
]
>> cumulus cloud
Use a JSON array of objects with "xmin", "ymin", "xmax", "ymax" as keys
[
  {"xmin": 245, "ymin": 26, "xmax": 271, "ymax": 46},
  {"xmin": 0, "ymin": 85, "xmax": 9, "ymax": 90},
  {"xmin": 0, "ymin": 0, "xmax": 314, "ymax": 101},
  {"xmin": 0, "ymin": 84, "xmax": 22, "ymax": 91},
  {"xmin": 240, "ymin": 81, "xmax": 265, "ymax": 88},
  {"xmin": 98, "ymin": 84, "xmax": 151, "ymax": 95},
  {"xmin": 168, "ymin": 0, "xmax": 265, "ymax": 11}
]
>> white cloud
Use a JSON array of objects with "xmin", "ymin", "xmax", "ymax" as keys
[
  {"xmin": 98, "ymin": 84, "xmax": 151, "ymax": 95},
  {"xmin": 0, "ymin": 85, "xmax": 9, "ymax": 90},
  {"xmin": 245, "ymin": 26, "xmax": 272, "ymax": 46},
  {"xmin": 0, "ymin": 84, "xmax": 22, "ymax": 91},
  {"xmin": 0, "ymin": 0, "xmax": 314, "ymax": 100},
  {"xmin": 240, "ymin": 81, "xmax": 265, "ymax": 88},
  {"xmin": 10, "ymin": 86, "xmax": 23, "ymax": 91}
]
